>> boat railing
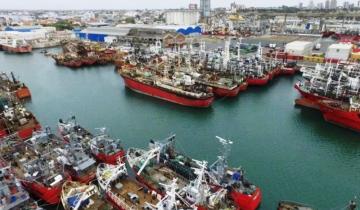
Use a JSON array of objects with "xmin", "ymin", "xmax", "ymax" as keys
[{"xmin": 107, "ymin": 190, "xmax": 136, "ymax": 210}]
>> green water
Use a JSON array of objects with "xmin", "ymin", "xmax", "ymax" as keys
[{"xmin": 0, "ymin": 50, "xmax": 359, "ymax": 210}]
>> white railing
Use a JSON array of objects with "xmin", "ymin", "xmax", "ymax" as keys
[{"xmin": 107, "ymin": 191, "xmax": 135, "ymax": 210}]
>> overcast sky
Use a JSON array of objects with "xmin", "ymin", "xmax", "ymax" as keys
[{"xmin": 0, "ymin": 0, "xmax": 352, "ymax": 10}]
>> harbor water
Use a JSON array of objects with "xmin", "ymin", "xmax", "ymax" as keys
[{"xmin": 0, "ymin": 49, "xmax": 359, "ymax": 210}]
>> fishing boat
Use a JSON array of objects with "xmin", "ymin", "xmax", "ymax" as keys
[
  {"xmin": 127, "ymin": 144, "xmax": 237, "ymax": 210},
  {"xmin": 246, "ymin": 73, "xmax": 270, "ymax": 86},
  {"xmin": 281, "ymin": 62, "xmax": 299, "ymax": 75},
  {"xmin": 57, "ymin": 116, "xmax": 93, "ymax": 145},
  {"xmin": 277, "ymin": 200, "xmax": 314, "ymax": 210},
  {"xmin": 128, "ymin": 135, "xmax": 260, "ymax": 210},
  {"xmin": 61, "ymin": 181, "xmax": 113, "ymax": 210},
  {"xmin": 318, "ymin": 97, "xmax": 360, "ymax": 132},
  {"xmin": 89, "ymin": 128, "xmax": 126, "ymax": 165},
  {"xmin": 3, "ymin": 129, "xmax": 70, "ymax": 204},
  {"xmin": 119, "ymin": 65, "xmax": 214, "ymax": 108},
  {"xmin": 96, "ymin": 162, "xmax": 161, "ymax": 210},
  {"xmin": 54, "ymin": 141, "xmax": 97, "ymax": 184},
  {"xmin": 0, "ymin": 72, "xmax": 31, "ymax": 99},
  {"xmin": 0, "ymin": 99, "xmax": 41, "ymax": 140},
  {"xmin": 0, "ymin": 157, "xmax": 31, "ymax": 210},
  {"xmin": 1, "ymin": 39, "xmax": 32, "ymax": 54},
  {"xmin": 295, "ymin": 62, "xmax": 360, "ymax": 108},
  {"xmin": 97, "ymin": 162, "xmax": 207, "ymax": 210}
]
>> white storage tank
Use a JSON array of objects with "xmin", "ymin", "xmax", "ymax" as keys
[
  {"xmin": 325, "ymin": 43, "xmax": 352, "ymax": 61},
  {"xmin": 285, "ymin": 41, "xmax": 313, "ymax": 56}
]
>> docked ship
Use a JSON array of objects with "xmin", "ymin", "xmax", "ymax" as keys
[
  {"xmin": 96, "ymin": 162, "xmax": 161, "ymax": 210},
  {"xmin": 0, "ymin": 98, "xmax": 41, "ymax": 140},
  {"xmin": 295, "ymin": 62, "xmax": 360, "ymax": 109},
  {"xmin": 127, "ymin": 146, "xmax": 237, "ymax": 210},
  {"xmin": 52, "ymin": 41, "xmax": 119, "ymax": 68},
  {"xmin": 2, "ymin": 129, "xmax": 70, "ymax": 204},
  {"xmin": 97, "ymin": 162, "xmax": 210, "ymax": 210},
  {"xmin": 54, "ymin": 141, "xmax": 97, "ymax": 184},
  {"xmin": 280, "ymin": 61, "xmax": 300, "ymax": 75},
  {"xmin": 1, "ymin": 39, "xmax": 32, "ymax": 53},
  {"xmin": 127, "ymin": 135, "xmax": 261, "ymax": 210},
  {"xmin": 89, "ymin": 128, "xmax": 126, "ymax": 165},
  {"xmin": 119, "ymin": 62, "xmax": 214, "ymax": 107},
  {"xmin": 195, "ymin": 72, "xmax": 245, "ymax": 97},
  {"xmin": 61, "ymin": 181, "xmax": 113, "ymax": 210},
  {"xmin": 0, "ymin": 157, "xmax": 30, "ymax": 210},
  {"xmin": 0, "ymin": 72, "xmax": 31, "ymax": 100},
  {"xmin": 57, "ymin": 116, "xmax": 93, "ymax": 145},
  {"xmin": 318, "ymin": 97, "xmax": 360, "ymax": 132}
]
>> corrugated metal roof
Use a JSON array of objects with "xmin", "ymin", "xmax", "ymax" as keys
[{"xmin": 81, "ymin": 27, "xmax": 131, "ymax": 36}]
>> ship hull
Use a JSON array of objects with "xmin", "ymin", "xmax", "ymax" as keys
[
  {"xmin": 66, "ymin": 169, "xmax": 96, "ymax": 184},
  {"xmin": 239, "ymin": 82, "xmax": 248, "ymax": 92},
  {"xmin": 294, "ymin": 82, "xmax": 329, "ymax": 102},
  {"xmin": 213, "ymin": 85, "xmax": 241, "ymax": 97},
  {"xmin": 295, "ymin": 98, "xmax": 320, "ymax": 110},
  {"xmin": 0, "ymin": 123, "xmax": 41, "ymax": 140},
  {"xmin": 230, "ymin": 187, "xmax": 262, "ymax": 210},
  {"xmin": 319, "ymin": 102, "xmax": 360, "ymax": 132},
  {"xmin": 18, "ymin": 123, "xmax": 42, "ymax": 140},
  {"xmin": 281, "ymin": 67, "xmax": 296, "ymax": 75},
  {"xmin": 15, "ymin": 87, "xmax": 31, "ymax": 99},
  {"xmin": 247, "ymin": 74, "xmax": 270, "ymax": 86},
  {"xmin": 1, "ymin": 45, "xmax": 32, "ymax": 53},
  {"xmin": 122, "ymin": 76, "xmax": 214, "ymax": 107},
  {"xmin": 21, "ymin": 180, "xmax": 63, "ymax": 205},
  {"xmin": 93, "ymin": 150, "xmax": 126, "ymax": 165}
]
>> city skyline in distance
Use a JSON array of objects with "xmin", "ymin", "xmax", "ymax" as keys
[{"xmin": 1, "ymin": 0, "xmax": 359, "ymax": 10}]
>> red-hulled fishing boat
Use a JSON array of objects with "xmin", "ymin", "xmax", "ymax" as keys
[
  {"xmin": 1, "ymin": 39, "xmax": 32, "ymax": 54},
  {"xmin": 119, "ymin": 64, "xmax": 214, "ymax": 107},
  {"xmin": 247, "ymin": 74, "xmax": 270, "ymax": 86},
  {"xmin": 318, "ymin": 98, "xmax": 360, "ymax": 132},
  {"xmin": 0, "ymin": 72, "xmax": 31, "ymax": 100},
  {"xmin": 89, "ymin": 128, "xmax": 126, "ymax": 165},
  {"xmin": 2, "ymin": 129, "xmax": 71, "ymax": 204},
  {"xmin": 0, "ymin": 100, "xmax": 41, "ymax": 140}
]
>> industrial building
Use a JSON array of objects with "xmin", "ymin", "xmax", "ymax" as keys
[
  {"xmin": 200, "ymin": 0, "xmax": 211, "ymax": 19},
  {"xmin": 325, "ymin": 43, "xmax": 352, "ymax": 61},
  {"xmin": 285, "ymin": 41, "xmax": 314, "ymax": 56},
  {"xmin": 75, "ymin": 25, "xmax": 179, "ymax": 43},
  {"xmin": 165, "ymin": 9, "xmax": 199, "ymax": 25}
]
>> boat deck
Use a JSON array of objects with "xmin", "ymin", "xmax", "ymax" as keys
[
  {"xmin": 145, "ymin": 165, "xmax": 188, "ymax": 190},
  {"xmin": 110, "ymin": 178, "xmax": 159, "ymax": 208}
]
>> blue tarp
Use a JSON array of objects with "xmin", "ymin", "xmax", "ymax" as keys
[
  {"xmin": 67, "ymin": 195, "xmax": 90, "ymax": 208},
  {"xmin": 176, "ymin": 26, "xmax": 202, "ymax": 35},
  {"xmin": 78, "ymin": 32, "xmax": 107, "ymax": 42}
]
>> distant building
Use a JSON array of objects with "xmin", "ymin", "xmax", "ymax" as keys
[
  {"xmin": 200, "ymin": 0, "xmax": 211, "ymax": 19},
  {"xmin": 325, "ymin": 0, "xmax": 330, "ymax": 9},
  {"xmin": 317, "ymin": 2, "xmax": 324, "ymax": 9},
  {"xmin": 299, "ymin": 2, "xmax": 304, "ymax": 9},
  {"xmin": 330, "ymin": 0, "xmax": 337, "ymax": 9},
  {"xmin": 343, "ymin": 1, "xmax": 354, "ymax": 9},
  {"xmin": 189, "ymin": 4, "xmax": 198, "ymax": 10},
  {"xmin": 230, "ymin": 2, "xmax": 245, "ymax": 12},
  {"xmin": 165, "ymin": 9, "xmax": 200, "ymax": 25},
  {"xmin": 308, "ymin": 0, "xmax": 315, "ymax": 9}
]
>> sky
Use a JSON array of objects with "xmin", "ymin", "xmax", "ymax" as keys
[{"xmin": 0, "ymin": 0, "xmax": 353, "ymax": 10}]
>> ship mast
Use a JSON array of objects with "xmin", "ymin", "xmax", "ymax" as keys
[{"xmin": 223, "ymin": 38, "xmax": 230, "ymax": 71}]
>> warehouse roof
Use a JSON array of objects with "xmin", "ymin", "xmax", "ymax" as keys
[
  {"xmin": 285, "ymin": 41, "xmax": 313, "ymax": 49},
  {"xmin": 327, "ymin": 43, "xmax": 353, "ymax": 50},
  {"xmin": 81, "ymin": 27, "xmax": 131, "ymax": 36}
]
